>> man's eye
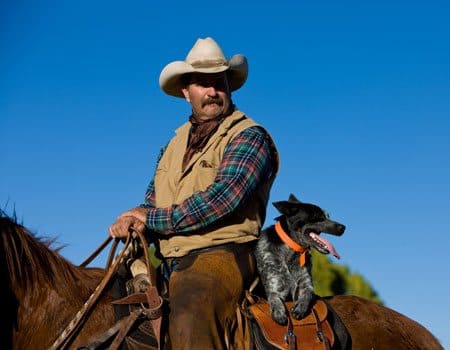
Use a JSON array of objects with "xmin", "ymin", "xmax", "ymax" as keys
[{"xmin": 192, "ymin": 81, "xmax": 207, "ymax": 87}]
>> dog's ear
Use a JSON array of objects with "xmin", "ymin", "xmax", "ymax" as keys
[
  {"xmin": 288, "ymin": 194, "xmax": 301, "ymax": 203},
  {"xmin": 273, "ymin": 200, "xmax": 301, "ymax": 216}
]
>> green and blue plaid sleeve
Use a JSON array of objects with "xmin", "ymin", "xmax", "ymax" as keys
[{"xmin": 144, "ymin": 126, "xmax": 276, "ymax": 234}]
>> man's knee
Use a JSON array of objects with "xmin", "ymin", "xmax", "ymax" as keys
[{"xmin": 168, "ymin": 296, "xmax": 224, "ymax": 348}]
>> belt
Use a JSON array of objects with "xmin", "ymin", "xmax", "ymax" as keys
[
  {"xmin": 185, "ymin": 240, "xmax": 256, "ymax": 257},
  {"xmin": 161, "ymin": 241, "xmax": 256, "ymax": 278}
]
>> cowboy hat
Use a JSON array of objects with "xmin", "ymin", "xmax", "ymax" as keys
[{"xmin": 159, "ymin": 37, "xmax": 248, "ymax": 98}]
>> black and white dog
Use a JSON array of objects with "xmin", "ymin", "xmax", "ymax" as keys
[{"xmin": 254, "ymin": 194, "xmax": 345, "ymax": 325}]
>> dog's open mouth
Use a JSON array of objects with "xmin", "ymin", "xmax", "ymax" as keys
[{"xmin": 308, "ymin": 232, "xmax": 341, "ymax": 259}]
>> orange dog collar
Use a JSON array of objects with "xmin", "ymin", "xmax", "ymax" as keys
[{"xmin": 274, "ymin": 221, "xmax": 308, "ymax": 267}]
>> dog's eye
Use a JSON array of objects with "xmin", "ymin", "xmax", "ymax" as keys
[{"xmin": 292, "ymin": 224, "xmax": 301, "ymax": 231}]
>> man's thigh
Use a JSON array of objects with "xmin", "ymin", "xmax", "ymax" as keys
[{"xmin": 169, "ymin": 246, "xmax": 255, "ymax": 305}]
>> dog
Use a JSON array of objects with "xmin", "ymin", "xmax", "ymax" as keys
[{"xmin": 254, "ymin": 194, "xmax": 346, "ymax": 325}]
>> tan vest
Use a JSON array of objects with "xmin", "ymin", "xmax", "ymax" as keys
[{"xmin": 154, "ymin": 110, "xmax": 279, "ymax": 257}]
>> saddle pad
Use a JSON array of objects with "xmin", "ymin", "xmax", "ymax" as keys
[{"xmin": 248, "ymin": 299, "xmax": 334, "ymax": 350}]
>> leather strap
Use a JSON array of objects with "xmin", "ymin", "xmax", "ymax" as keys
[
  {"xmin": 50, "ymin": 235, "xmax": 132, "ymax": 350},
  {"xmin": 109, "ymin": 309, "xmax": 143, "ymax": 350},
  {"xmin": 312, "ymin": 307, "xmax": 331, "ymax": 350},
  {"xmin": 286, "ymin": 315, "xmax": 297, "ymax": 350},
  {"xmin": 55, "ymin": 229, "xmax": 164, "ymax": 350}
]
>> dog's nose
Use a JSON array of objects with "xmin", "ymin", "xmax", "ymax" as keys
[{"xmin": 337, "ymin": 224, "xmax": 346, "ymax": 235}]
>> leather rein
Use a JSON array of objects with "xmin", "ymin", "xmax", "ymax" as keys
[{"xmin": 48, "ymin": 229, "xmax": 162, "ymax": 350}]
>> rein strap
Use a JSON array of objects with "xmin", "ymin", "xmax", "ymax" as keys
[{"xmin": 274, "ymin": 221, "xmax": 308, "ymax": 267}]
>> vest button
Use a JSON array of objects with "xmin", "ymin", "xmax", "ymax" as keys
[{"xmin": 174, "ymin": 246, "xmax": 180, "ymax": 252}]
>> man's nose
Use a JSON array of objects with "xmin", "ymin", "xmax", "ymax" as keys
[{"xmin": 206, "ymin": 86, "xmax": 218, "ymax": 96}]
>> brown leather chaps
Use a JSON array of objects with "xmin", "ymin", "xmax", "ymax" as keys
[{"xmin": 166, "ymin": 242, "xmax": 256, "ymax": 349}]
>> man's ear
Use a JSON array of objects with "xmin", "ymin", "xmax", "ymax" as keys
[{"xmin": 181, "ymin": 87, "xmax": 190, "ymax": 102}]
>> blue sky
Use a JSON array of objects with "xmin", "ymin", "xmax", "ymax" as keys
[{"xmin": 2, "ymin": 0, "xmax": 449, "ymax": 347}]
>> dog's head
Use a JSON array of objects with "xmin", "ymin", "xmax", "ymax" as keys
[{"xmin": 273, "ymin": 194, "xmax": 346, "ymax": 258}]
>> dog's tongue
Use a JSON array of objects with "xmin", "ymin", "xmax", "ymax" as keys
[{"xmin": 309, "ymin": 233, "xmax": 341, "ymax": 259}]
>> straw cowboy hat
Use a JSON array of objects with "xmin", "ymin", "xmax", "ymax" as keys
[{"xmin": 159, "ymin": 37, "xmax": 248, "ymax": 98}]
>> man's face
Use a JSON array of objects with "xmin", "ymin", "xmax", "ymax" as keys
[{"xmin": 181, "ymin": 72, "xmax": 231, "ymax": 121}]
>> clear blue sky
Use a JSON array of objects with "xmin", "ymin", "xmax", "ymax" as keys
[{"xmin": 2, "ymin": 0, "xmax": 449, "ymax": 347}]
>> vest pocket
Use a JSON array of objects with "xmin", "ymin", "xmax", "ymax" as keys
[{"xmin": 195, "ymin": 166, "xmax": 218, "ymax": 191}]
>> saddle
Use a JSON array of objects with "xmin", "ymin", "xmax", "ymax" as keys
[{"xmin": 243, "ymin": 293, "xmax": 334, "ymax": 350}]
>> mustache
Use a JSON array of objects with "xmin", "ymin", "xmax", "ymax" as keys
[{"xmin": 202, "ymin": 97, "xmax": 223, "ymax": 107}]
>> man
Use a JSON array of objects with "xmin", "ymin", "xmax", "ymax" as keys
[{"xmin": 109, "ymin": 37, "xmax": 279, "ymax": 349}]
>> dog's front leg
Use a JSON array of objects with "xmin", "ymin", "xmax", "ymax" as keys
[
  {"xmin": 291, "ymin": 266, "xmax": 314, "ymax": 320},
  {"xmin": 268, "ymin": 292, "xmax": 289, "ymax": 325},
  {"xmin": 261, "ymin": 265, "xmax": 290, "ymax": 325}
]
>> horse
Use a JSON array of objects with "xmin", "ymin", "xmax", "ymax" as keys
[
  {"xmin": 0, "ymin": 212, "xmax": 443, "ymax": 349},
  {"xmin": 0, "ymin": 212, "xmax": 118, "ymax": 349},
  {"xmin": 323, "ymin": 295, "xmax": 443, "ymax": 349}
]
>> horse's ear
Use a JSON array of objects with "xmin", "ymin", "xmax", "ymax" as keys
[
  {"xmin": 288, "ymin": 194, "xmax": 301, "ymax": 203},
  {"xmin": 272, "ymin": 200, "xmax": 300, "ymax": 216}
]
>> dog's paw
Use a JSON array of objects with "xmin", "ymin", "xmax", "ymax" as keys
[
  {"xmin": 271, "ymin": 308, "xmax": 288, "ymax": 325},
  {"xmin": 291, "ymin": 300, "xmax": 310, "ymax": 320},
  {"xmin": 269, "ymin": 299, "xmax": 288, "ymax": 325}
]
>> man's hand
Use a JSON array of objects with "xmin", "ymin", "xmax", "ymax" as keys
[{"xmin": 109, "ymin": 207, "xmax": 148, "ymax": 238}]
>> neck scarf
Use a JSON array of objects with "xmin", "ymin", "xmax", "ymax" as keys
[{"xmin": 181, "ymin": 106, "xmax": 234, "ymax": 171}]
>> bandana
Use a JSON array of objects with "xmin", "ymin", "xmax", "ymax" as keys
[
  {"xmin": 181, "ymin": 105, "xmax": 234, "ymax": 171},
  {"xmin": 182, "ymin": 116, "xmax": 221, "ymax": 171}
]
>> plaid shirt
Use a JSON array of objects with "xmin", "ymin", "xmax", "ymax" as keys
[{"xmin": 140, "ymin": 126, "xmax": 276, "ymax": 234}]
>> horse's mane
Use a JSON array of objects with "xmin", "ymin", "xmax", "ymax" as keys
[{"xmin": 0, "ymin": 211, "xmax": 93, "ymax": 295}]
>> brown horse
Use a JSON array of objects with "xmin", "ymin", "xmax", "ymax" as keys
[
  {"xmin": 323, "ymin": 295, "xmax": 443, "ymax": 349},
  {"xmin": 0, "ymin": 213, "xmax": 117, "ymax": 349},
  {"xmin": 0, "ymin": 213, "xmax": 443, "ymax": 349}
]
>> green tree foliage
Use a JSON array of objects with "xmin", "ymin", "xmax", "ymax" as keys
[{"xmin": 311, "ymin": 251, "xmax": 383, "ymax": 304}]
